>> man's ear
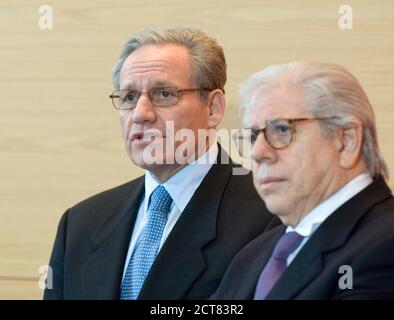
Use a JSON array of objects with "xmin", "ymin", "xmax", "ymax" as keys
[
  {"xmin": 207, "ymin": 89, "xmax": 225, "ymax": 129},
  {"xmin": 338, "ymin": 120, "xmax": 364, "ymax": 170}
]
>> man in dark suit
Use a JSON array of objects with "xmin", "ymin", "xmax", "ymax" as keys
[
  {"xmin": 213, "ymin": 62, "xmax": 394, "ymax": 299},
  {"xmin": 44, "ymin": 27, "xmax": 276, "ymax": 300}
]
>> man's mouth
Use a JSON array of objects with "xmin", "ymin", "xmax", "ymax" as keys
[
  {"xmin": 258, "ymin": 176, "xmax": 286, "ymax": 188},
  {"xmin": 130, "ymin": 131, "xmax": 166, "ymax": 143},
  {"xmin": 131, "ymin": 132, "xmax": 144, "ymax": 142}
]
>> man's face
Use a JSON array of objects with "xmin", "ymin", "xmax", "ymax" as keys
[
  {"xmin": 249, "ymin": 87, "xmax": 343, "ymax": 226},
  {"xmin": 118, "ymin": 44, "xmax": 212, "ymax": 176}
]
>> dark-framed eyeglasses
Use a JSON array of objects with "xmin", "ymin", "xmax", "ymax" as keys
[
  {"xmin": 109, "ymin": 87, "xmax": 213, "ymax": 110},
  {"xmin": 232, "ymin": 117, "xmax": 336, "ymax": 157}
]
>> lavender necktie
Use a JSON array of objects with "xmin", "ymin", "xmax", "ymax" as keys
[{"xmin": 254, "ymin": 231, "xmax": 304, "ymax": 300}]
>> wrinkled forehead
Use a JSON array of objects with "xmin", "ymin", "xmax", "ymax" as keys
[
  {"xmin": 243, "ymin": 86, "xmax": 309, "ymax": 127},
  {"xmin": 119, "ymin": 44, "xmax": 193, "ymax": 89}
]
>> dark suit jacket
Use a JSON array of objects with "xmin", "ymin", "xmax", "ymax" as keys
[
  {"xmin": 212, "ymin": 175, "xmax": 394, "ymax": 300},
  {"xmin": 44, "ymin": 147, "xmax": 277, "ymax": 299}
]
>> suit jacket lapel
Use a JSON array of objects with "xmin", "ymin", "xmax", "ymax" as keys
[
  {"xmin": 267, "ymin": 175, "xmax": 392, "ymax": 300},
  {"xmin": 138, "ymin": 149, "xmax": 233, "ymax": 299},
  {"xmin": 266, "ymin": 241, "xmax": 323, "ymax": 300},
  {"xmin": 235, "ymin": 226, "xmax": 285, "ymax": 299},
  {"xmin": 81, "ymin": 177, "xmax": 144, "ymax": 299}
]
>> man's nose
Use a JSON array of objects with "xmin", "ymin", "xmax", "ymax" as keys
[
  {"xmin": 131, "ymin": 94, "xmax": 157, "ymax": 124},
  {"xmin": 251, "ymin": 132, "xmax": 277, "ymax": 164}
]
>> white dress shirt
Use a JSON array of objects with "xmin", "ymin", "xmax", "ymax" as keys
[
  {"xmin": 121, "ymin": 142, "xmax": 218, "ymax": 281},
  {"xmin": 285, "ymin": 173, "xmax": 373, "ymax": 266}
]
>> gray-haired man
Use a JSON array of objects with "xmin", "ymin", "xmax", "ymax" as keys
[
  {"xmin": 44, "ymin": 27, "xmax": 276, "ymax": 300},
  {"xmin": 213, "ymin": 62, "xmax": 394, "ymax": 300}
]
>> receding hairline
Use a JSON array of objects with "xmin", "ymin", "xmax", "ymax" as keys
[
  {"xmin": 113, "ymin": 27, "xmax": 227, "ymax": 92},
  {"xmin": 245, "ymin": 84, "xmax": 313, "ymax": 125},
  {"xmin": 118, "ymin": 43, "xmax": 195, "ymax": 88}
]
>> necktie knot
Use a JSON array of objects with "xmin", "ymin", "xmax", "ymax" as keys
[
  {"xmin": 272, "ymin": 231, "xmax": 304, "ymax": 260},
  {"xmin": 149, "ymin": 185, "xmax": 173, "ymax": 217}
]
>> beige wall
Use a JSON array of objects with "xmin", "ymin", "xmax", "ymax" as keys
[{"xmin": 1, "ymin": 0, "xmax": 393, "ymax": 299}]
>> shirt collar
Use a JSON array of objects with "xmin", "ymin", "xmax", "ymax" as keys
[
  {"xmin": 286, "ymin": 173, "xmax": 373, "ymax": 237},
  {"xmin": 144, "ymin": 142, "xmax": 218, "ymax": 213}
]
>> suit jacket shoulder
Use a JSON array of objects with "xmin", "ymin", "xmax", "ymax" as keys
[
  {"xmin": 44, "ymin": 176, "xmax": 145, "ymax": 299},
  {"xmin": 212, "ymin": 175, "xmax": 394, "ymax": 300},
  {"xmin": 66, "ymin": 177, "xmax": 144, "ymax": 238},
  {"xmin": 44, "ymin": 148, "xmax": 278, "ymax": 300}
]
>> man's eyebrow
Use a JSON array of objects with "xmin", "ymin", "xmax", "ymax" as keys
[
  {"xmin": 249, "ymin": 126, "xmax": 263, "ymax": 132},
  {"xmin": 152, "ymin": 80, "xmax": 176, "ymax": 87},
  {"xmin": 119, "ymin": 82, "xmax": 135, "ymax": 90},
  {"xmin": 120, "ymin": 80, "xmax": 176, "ymax": 90},
  {"xmin": 246, "ymin": 124, "xmax": 265, "ymax": 130}
]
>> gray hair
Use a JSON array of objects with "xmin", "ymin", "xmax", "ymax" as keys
[
  {"xmin": 112, "ymin": 27, "xmax": 226, "ymax": 98},
  {"xmin": 238, "ymin": 61, "xmax": 389, "ymax": 180}
]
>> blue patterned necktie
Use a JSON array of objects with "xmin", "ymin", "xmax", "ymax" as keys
[
  {"xmin": 120, "ymin": 185, "xmax": 173, "ymax": 300},
  {"xmin": 254, "ymin": 231, "xmax": 304, "ymax": 300}
]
